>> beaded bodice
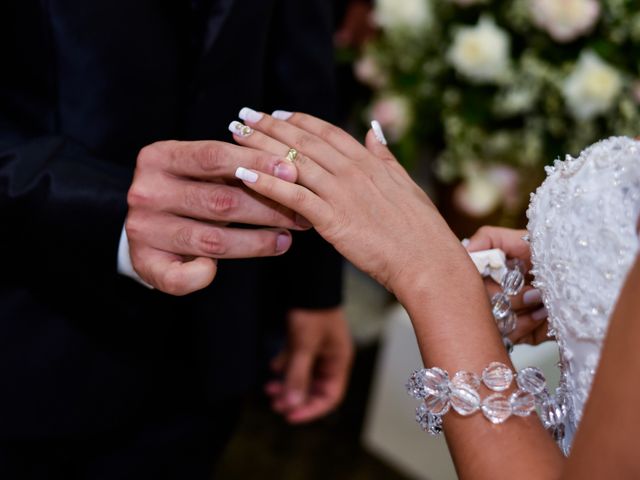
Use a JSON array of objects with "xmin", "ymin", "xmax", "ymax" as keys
[{"xmin": 527, "ymin": 136, "xmax": 640, "ymax": 453}]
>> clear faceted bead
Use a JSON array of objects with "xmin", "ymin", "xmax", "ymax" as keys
[
  {"xmin": 501, "ymin": 268, "xmax": 525, "ymax": 296},
  {"xmin": 425, "ymin": 391, "xmax": 451, "ymax": 416},
  {"xmin": 406, "ymin": 367, "xmax": 449, "ymax": 399},
  {"xmin": 516, "ymin": 367, "xmax": 547, "ymax": 395},
  {"xmin": 422, "ymin": 367, "xmax": 450, "ymax": 396},
  {"xmin": 450, "ymin": 383, "xmax": 481, "ymax": 416},
  {"xmin": 482, "ymin": 362, "xmax": 513, "ymax": 392},
  {"xmin": 415, "ymin": 403, "xmax": 429, "ymax": 430},
  {"xmin": 491, "ymin": 293, "xmax": 512, "ymax": 320},
  {"xmin": 497, "ymin": 311, "xmax": 518, "ymax": 336},
  {"xmin": 510, "ymin": 390, "xmax": 537, "ymax": 416},
  {"xmin": 452, "ymin": 371, "xmax": 481, "ymax": 391},
  {"xmin": 482, "ymin": 393, "xmax": 512, "ymax": 424},
  {"xmin": 406, "ymin": 369, "xmax": 428, "ymax": 399}
]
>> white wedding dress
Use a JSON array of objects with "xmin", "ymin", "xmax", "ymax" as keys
[{"xmin": 526, "ymin": 136, "xmax": 640, "ymax": 454}]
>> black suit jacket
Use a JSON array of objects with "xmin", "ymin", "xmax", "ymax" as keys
[{"xmin": 0, "ymin": 0, "xmax": 342, "ymax": 437}]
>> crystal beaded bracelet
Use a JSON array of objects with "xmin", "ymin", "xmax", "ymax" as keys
[
  {"xmin": 407, "ymin": 362, "xmax": 547, "ymax": 435},
  {"xmin": 491, "ymin": 260, "xmax": 525, "ymax": 352}
]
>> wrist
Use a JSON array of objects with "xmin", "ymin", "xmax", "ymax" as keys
[{"xmin": 392, "ymin": 243, "xmax": 485, "ymax": 313}]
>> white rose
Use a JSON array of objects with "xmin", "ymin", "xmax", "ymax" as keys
[
  {"xmin": 369, "ymin": 94, "xmax": 412, "ymax": 142},
  {"xmin": 453, "ymin": 174, "xmax": 502, "ymax": 217},
  {"xmin": 374, "ymin": 0, "xmax": 433, "ymax": 35},
  {"xmin": 530, "ymin": 0, "xmax": 600, "ymax": 43},
  {"xmin": 563, "ymin": 51, "xmax": 622, "ymax": 121},
  {"xmin": 447, "ymin": 16, "xmax": 511, "ymax": 84}
]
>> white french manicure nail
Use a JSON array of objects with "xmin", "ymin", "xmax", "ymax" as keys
[
  {"xmin": 461, "ymin": 238, "xmax": 470, "ymax": 248},
  {"xmin": 272, "ymin": 110, "xmax": 293, "ymax": 121},
  {"xmin": 523, "ymin": 289, "xmax": 542, "ymax": 306},
  {"xmin": 239, "ymin": 107, "xmax": 264, "ymax": 123},
  {"xmin": 228, "ymin": 121, "xmax": 253, "ymax": 137},
  {"xmin": 235, "ymin": 167, "xmax": 259, "ymax": 183},
  {"xmin": 371, "ymin": 120, "xmax": 388, "ymax": 145}
]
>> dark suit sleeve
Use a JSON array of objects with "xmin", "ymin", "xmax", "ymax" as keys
[
  {"xmin": 0, "ymin": 133, "xmax": 131, "ymax": 287},
  {"xmin": 264, "ymin": 0, "xmax": 344, "ymax": 310}
]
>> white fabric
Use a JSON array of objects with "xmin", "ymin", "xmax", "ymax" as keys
[
  {"xmin": 527, "ymin": 136, "xmax": 640, "ymax": 452},
  {"xmin": 117, "ymin": 225, "xmax": 154, "ymax": 289}
]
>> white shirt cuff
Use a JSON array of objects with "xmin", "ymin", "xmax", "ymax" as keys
[{"xmin": 117, "ymin": 226, "xmax": 154, "ymax": 289}]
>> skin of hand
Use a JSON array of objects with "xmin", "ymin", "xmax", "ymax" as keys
[
  {"xmin": 125, "ymin": 139, "xmax": 305, "ymax": 295},
  {"xmin": 265, "ymin": 307, "xmax": 354, "ymax": 424},
  {"xmin": 229, "ymin": 111, "xmax": 464, "ymax": 300},
  {"xmin": 466, "ymin": 226, "xmax": 550, "ymax": 345}
]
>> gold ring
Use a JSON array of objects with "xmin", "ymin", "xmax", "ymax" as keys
[{"xmin": 286, "ymin": 148, "xmax": 298, "ymax": 162}]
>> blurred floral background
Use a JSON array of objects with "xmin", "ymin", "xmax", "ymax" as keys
[{"xmin": 356, "ymin": 0, "xmax": 640, "ymax": 227}]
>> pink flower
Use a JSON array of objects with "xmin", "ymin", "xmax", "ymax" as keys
[
  {"xmin": 354, "ymin": 55, "xmax": 388, "ymax": 89},
  {"xmin": 530, "ymin": 0, "xmax": 600, "ymax": 43},
  {"xmin": 369, "ymin": 95, "xmax": 411, "ymax": 142}
]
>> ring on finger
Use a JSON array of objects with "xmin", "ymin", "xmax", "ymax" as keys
[{"xmin": 286, "ymin": 148, "xmax": 298, "ymax": 163}]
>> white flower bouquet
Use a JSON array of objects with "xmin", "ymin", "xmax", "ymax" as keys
[{"xmin": 357, "ymin": 0, "xmax": 640, "ymax": 220}]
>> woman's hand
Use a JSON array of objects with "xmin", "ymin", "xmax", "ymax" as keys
[
  {"xmin": 466, "ymin": 226, "xmax": 550, "ymax": 345},
  {"xmin": 228, "ymin": 109, "xmax": 471, "ymax": 298}
]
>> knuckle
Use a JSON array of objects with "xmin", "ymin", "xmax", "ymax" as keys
[
  {"xmin": 293, "ymin": 188, "xmax": 308, "ymax": 206},
  {"xmin": 208, "ymin": 189, "xmax": 237, "ymax": 217},
  {"xmin": 127, "ymin": 183, "xmax": 152, "ymax": 209},
  {"xmin": 200, "ymin": 143, "xmax": 227, "ymax": 173},
  {"xmin": 294, "ymin": 133, "xmax": 315, "ymax": 150},
  {"xmin": 199, "ymin": 228, "xmax": 227, "ymax": 256},
  {"xmin": 318, "ymin": 124, "xmax": 340, "ymax": 143},
  {"xmin": 124, "ymin": 213, "xmax": 143, "ymax": 241},
  {"xmin": 174, "ymin": 226, "xmax": 194, "ymax": 250}
]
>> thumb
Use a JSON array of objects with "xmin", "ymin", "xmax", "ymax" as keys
[
  {"xmin": 135, "ymin": 247, "xmax": 218, "ymax": 295},
  {"xmin": 284, "ymin": 351, "xmax": 314, "ymax": 408},
  {"xmin": 365, "ymin": 121, "xmax": 394, "ymax": 160}
]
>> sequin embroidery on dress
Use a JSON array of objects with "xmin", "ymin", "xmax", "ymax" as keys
[{"xmin": 526, "ymin": 137, "xmax": 640, "ymax": 454}]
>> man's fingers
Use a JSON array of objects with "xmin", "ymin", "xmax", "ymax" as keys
[
  {"xmin": 235, "ymin": 168, "xmax": 333, "ymax": 231},
  {"xmin": 283, "ymin": 352, "xmax": 314, "ymax": 408},
  {"xmin": 128, "ymin": 213, "xmax": 292, "ymax": 259},
  {"xmin": 131, "ymin": 246, "xmax": 217, "ymax": 296},
  {"xmin": 141, "ymin": 140, "xmax": 287, "ymax": 180}
]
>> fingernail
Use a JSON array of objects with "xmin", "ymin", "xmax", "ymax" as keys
[
  {"xmin": 228, "ymin": 121, "xmax": 253, "ymax": 137},
  {"xmin": 461, "ymin": 238, "xmax": 470, "ymax": 248},
  {"xmin": 531, "ymin": 307, "xmax": 548, "ymax": 322},
  {"xmin": 272, "ymin": 110, "xmax": 293, "ymax": 121},
  {"xmin": 523, "ymin": 289, "xmax": 542, "ymax": 306},
  {"xmin": 274, "ymin": 161, "xmax": 297, "ymax": 182},
  {"xmin": 276, "ymin": 232, "xmax": 292, "ymax": 253},
  {"xmin": 286, "ymin": 391, "xmax": 304, "ymax": 407},
  {"xmin": 295, "ymin": 214, "xmax": 312, "ymax": 228},
  {"xmin": 235, "ymin": 167, "xmax": 258, "ymax": 183},
  {"xmin": 371, "ymin": 120, "xmax": 387, "ymax": 145},
  {"xmin": 239, "ymin": 107, "xmax": 264, "ymax": 123}
]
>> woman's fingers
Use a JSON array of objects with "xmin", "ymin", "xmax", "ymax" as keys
[
  {"xmin": 228, "ymin": 121, "xmax": 335, "ymax": 195},
  {"xmin": 239, "ymin": 108, "xmax": 348, "ymax": 175},
  {"xmin": 284, "ymin": 111, "xmax": 370, "ymax": 161},
  {"xmin": 234, "ymin": 167, "xmax": 333, "ymax": 230}
]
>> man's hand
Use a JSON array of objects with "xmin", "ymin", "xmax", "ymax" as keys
[
  {"xmin": 466, "ymin": 226, "xmax": 550, "ymax": 345},
  {"xmin": 126, "ymin": 139, "xmax": 304, "ymax": 295},
  {"xmin": 265, "ymin": 308, "xmax": 354, "ymax": 424}
]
